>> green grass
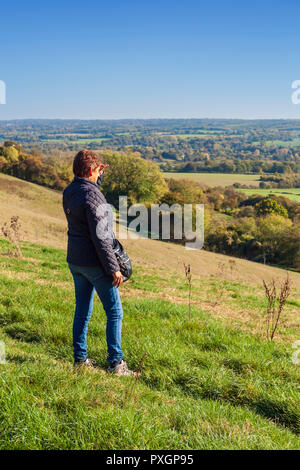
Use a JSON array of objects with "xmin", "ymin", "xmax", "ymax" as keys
[
  {"xmin": 252, "ymin": 138, "xmax": 300, "ymax": 148},
  {"xmin": 155, "ymin": 131, "xmax": 223, "ymax": 138},
  {"xmin": 162, "ymin": 173, "xmax": 300, "ymax": 202},
  {"xmin": 72, "ymin": 137, "xmax": 109, "ymax": 144},
  {"xmin": 237, "ymin": 188, "xmax": 300, "ymax": 202},
  {"xmin": 0, "ymin": 238, "xmax": 299, "ymax": 449},
  {"xmin": 43, "ymin": 137, "xmax": 109, "ymax": 145}
]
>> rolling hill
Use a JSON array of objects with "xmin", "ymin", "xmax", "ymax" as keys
[{"xmin": 0, "ymin": 172, "xmax": 299, "ymax": 449}]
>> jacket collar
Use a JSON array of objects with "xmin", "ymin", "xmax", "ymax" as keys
[{"xmin": 74, "ymin": 175, "xmax": 100, "ymax": 190}]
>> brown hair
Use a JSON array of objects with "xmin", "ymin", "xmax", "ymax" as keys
[{"xmin": 73, "ymin": 149, "xmax": 103, "ymax": 177}]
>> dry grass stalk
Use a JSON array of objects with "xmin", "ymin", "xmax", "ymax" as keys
[
  {"xmin": 122, "ymin": 353, "xmax": 147, "ymax": 407},
  {"xmin": 209, "ymin": 261, "xmax": 227, "ymax": 307},
  {"xmin": 217, "ymin": 261, "xmax": 226, "ymax": 277},
  {"xmin": 263, "ymin": 275, "xmax": 291, "ymax": 340},
  {"xmin": 183, "ymin": 262, "xmax": 192, "ymax": 320},
  {"xmin": 1, "ymin": 216, "xmax": 23, "ymax": 258},
  {"xmin": 228, "ymin": 259, "xmax": 237, "ymax": 277}
]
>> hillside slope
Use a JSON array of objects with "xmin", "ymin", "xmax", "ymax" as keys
[
  {"xmin": 0, "ymin": 171, "xmax": 299, "ymax": 339},
  {"xmin": 0, "ymin": 238, "xmax": 299, "ymax": 449},
  {"xmin": 0, "ymin": 173, "xmax": 299, "ymax": 449}
]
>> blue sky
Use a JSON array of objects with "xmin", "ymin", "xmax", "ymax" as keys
[{"xmin": 1, "ymin": 0, "xmax": 300, "ymax": 119}]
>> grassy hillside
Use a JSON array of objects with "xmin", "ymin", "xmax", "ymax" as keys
[
  {"xmin": 0, "ymin": 173, "xmax": 66, "ymax": 249},
  {"xmin": 0, "ymin": 172, "xmax": 299, "ymax": 449}
]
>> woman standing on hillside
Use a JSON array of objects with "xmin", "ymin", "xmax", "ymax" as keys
[{"xmin": 62, "ymin": 149, "xmax": 134, "ymax": 376}]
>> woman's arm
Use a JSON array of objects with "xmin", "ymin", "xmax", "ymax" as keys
[{"xmin": 85, "ymin": 195, "xmax": 120, "ymax": 276}]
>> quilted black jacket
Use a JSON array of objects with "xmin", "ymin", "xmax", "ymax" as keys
[{"xmin": 62, "ymin": 176, "xmax": 120, "ymax": 275}]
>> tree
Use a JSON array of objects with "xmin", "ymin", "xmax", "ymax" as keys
[
  {"xmin": 255, "ymin": 197, "xmax": 288, "ymax": 218},
  {"xmin": 3, "ymin": 141, "xmax": 23, "ymax": 153},
  {"xmin": 17, "ymin": 154, "xmax": 43, "ymax": 182},
  {"xmin": 3, "ymin": 145, "xmax": 19, "ymax": 163},
  {"xmin": 162, "ymin": 178, "xmax": 207, "ymax": 205},
  {"xmin": 256, "ymin": 214, "xmax": 292, "ymax": 264},
  {"xmin": 100, "ymin": 150, "xmax": 168, "ymax": 207},
  {"xmin": 0, "ymin": 156, "xmax": 7, "ymax": 171}
]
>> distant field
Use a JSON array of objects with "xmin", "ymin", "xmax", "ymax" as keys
[
  {"xmin": 44, "ymin": 137, "xmax": 108, "ymax": 145},
  {"xmin": 163, "ymin": 172, "xmax": 261, "ymax": 187},
  {"xmin": 163, "ymin": 134, "xmax": 208, "ymax": 138},
  {"xmin": 237, "ymin": 188, "xmax": 300, "ymax": 202},
  {"xmin": 156, "ymin": 131, "xmax": 222, "ymax": 139},
  {"xmin": 72, "ymin": 137, "xmax": 109, "ymax": 144},
  {"xmin": 162, "ymin": 172, "xmax": 300, "ymax": 201},
  {"xmin": 253, "ymin": 138, "xmax": 300, "ymax": 148}
]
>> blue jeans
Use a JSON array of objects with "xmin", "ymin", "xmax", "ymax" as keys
[{"xmin": 68, "ymin": 263, "xmax": 123, "ymax": 364}]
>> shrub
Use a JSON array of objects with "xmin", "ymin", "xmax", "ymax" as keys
[{"xmin": 255, "ymin": 198, "xmax": 289, "ymax": 218}]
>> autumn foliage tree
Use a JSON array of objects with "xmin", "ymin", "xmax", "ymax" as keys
[
  {"xmin": 255, "ymin": 197, "xmax": 288, "ymax": 218},
  {"xmin": 0, "ymin": 141, "xmax": 72, "ymax": 190},
  {"xmin": 99, "ymin": 150, "xmax": 168, "ymax": 206}
]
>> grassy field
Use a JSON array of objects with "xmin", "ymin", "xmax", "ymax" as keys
[
  {"xmin": 163, "ymin": 172, "xmax": 261, "ymax": 187},
  {"xmin": 71, "ymin": 137, "xmax": 109, "ymax": 145},
  {"xmin": 0, "ymin": 172, "xmax": 299, "ymax": 449},
  {"xmin": 0, "ymin": 173, "xmax": 67, "ymax": 248},
  {"xmin": 253, "ymin": 139, "xmax": 300, "ymax": 148},
  {"xmin": 0, "ymin": 238, "xmax": 299, "ymax": 449},
  {"xmin": 43, "ymin": 137, "xmax": 108, "ymax": 145},
  {"xmin": 157, "ymin": 133, "xmax": 219, "ymax": 139},
  {"xmin": 237, "ymin": 188, "xmax": 300, "ymax": 202},
  {"xmin": 162, "ymin": 172, "xmax": 300, "ymax": 202}
]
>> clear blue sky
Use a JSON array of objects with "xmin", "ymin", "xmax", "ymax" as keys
[{"xmin": 1, "ymin": 0, "xmax": 300, "ymax": 119}]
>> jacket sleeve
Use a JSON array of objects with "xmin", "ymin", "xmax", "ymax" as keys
[{"xmin": 85, "ymin": 195, "xmax": 120, "ymax": 275}]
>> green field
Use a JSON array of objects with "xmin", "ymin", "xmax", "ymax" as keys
[
  {"xmin": 162, "ymin": 173, "xmax": 300, "ymax": 201},
  {"xmin": 72, "ymin": 137, "xmax": 109, "ymax": 144},
  {"xmin": 157, "ymin": 133, "xmax": 219, "ymax": 139},
  {"xmin": 237, "ymin": 188, "xmax": 300, "ymax": 202},
  {"xmin": 163, "ymin": 172, "xmax": 261, "ymax": 187},
  {"xmin": 44, "ymin": 137, "xmax": 108, "ymax": 145},
  {"xmin": 253, "ymin": 139, "xmax": 300, "ymax": 148}
]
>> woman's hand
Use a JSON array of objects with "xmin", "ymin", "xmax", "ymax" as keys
[{"xmin": 112, "ymin": 271, "xmax": 123, "ymax": 288}]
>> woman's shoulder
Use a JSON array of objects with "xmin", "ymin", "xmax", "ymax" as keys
[{"xmin": 84, "ymin": 186, "xmax": 108, "ymax": 208}]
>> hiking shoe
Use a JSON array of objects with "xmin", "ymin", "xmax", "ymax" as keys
[
  {"xmin": 74, "ymin": 358, "xmax": 96, "ymax": 369},
  {"xmin": 108, "ymin": 360, "xmax": 136, "ymax": 377}
]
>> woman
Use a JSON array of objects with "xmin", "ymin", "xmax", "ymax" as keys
[{"xmin": 63, "ymin": 149, "xmax": 134, "ymax": 376}]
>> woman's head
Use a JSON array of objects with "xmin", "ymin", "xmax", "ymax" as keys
[{"xmin": 73, "ymin": 149, "xmax": 108, "ymax": 178}]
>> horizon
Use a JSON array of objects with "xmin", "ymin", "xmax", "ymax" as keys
[{"xmin": 2, "ymin": 117, "xmax": 300, "ymax": 122}]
